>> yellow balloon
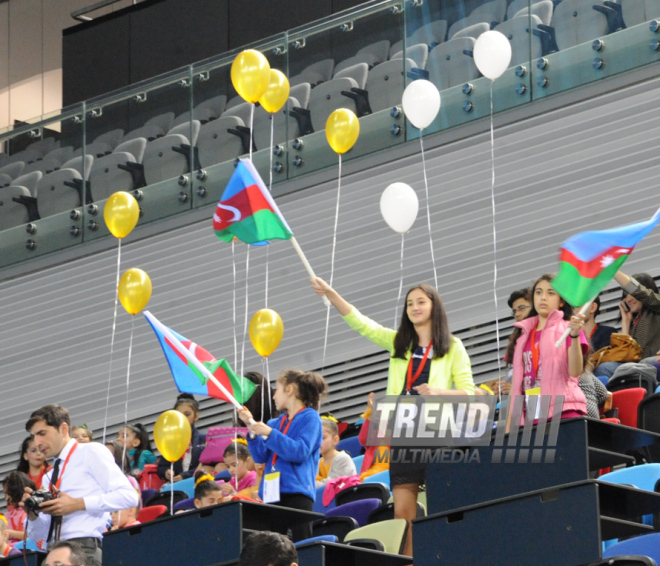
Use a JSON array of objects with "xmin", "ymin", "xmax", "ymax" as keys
[
  {"xmin": 231, "ymin": 49, "xmax": 271, "ymax": 103},
  {"xmin": 249, "ymin": 308, "xmax": 284, "ymax": 357},
  {"xmin": 118, "ymin": 268, "xmax": 152, "ymax": 315},
  {"xmin": 153, "ymin": 410, "xmax": 192, "ymax": 463},
  {"xmin": 326, "ymin": 108, "xmax": 360, "ymax": 154},
  {"xmin": 259, "ymin": 69, "xmax": 290, "ymax": 114},
  {"xmin": 104, "ymin": 191, "xmax": 140, "ymax": 239}
]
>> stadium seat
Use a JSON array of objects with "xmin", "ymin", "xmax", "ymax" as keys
[
  {"xmin": 637, "ymin": 394, "xmax": 660, "ymax": 462},
  {"xmin": 426, "ymin": 37, "xmax": 479, "ymax": 91},
  {"xmin": 511, "ymin": 0, "xmax": 554, "ymax": 27},
  {"xmin": 356, "ymin": 40, "xmax": 390, "ymax": 66},
  {"xmin": 313, "ymin": 484, "xmax": 336, "ymax": 513},
  {"xmin": 195, "ymin": 94, "xmax": 227, "ymax": 117},
  {"xmin": 549, "ymin": 0, "xmax": 612, "ymax": 51},
  {"xmin": 312, "ymin": 516, "xmax": 358, "ymax": 542},
  {"xmin": 363, "ymin": 470, "xmax": 390, "ymax": 489},
  {"xmin": 144, "ymin": 111, "xmax": 175, "ymax": 133},
  {"xmin": 334, "ymin": 54, "xmax": 378, "ymax": 75},
  {"xmin": 336, "ymin": 435, "xmax": 363, "ymax": 458},
  {"xmin": 215, "ymin": 470, "xmax": 231, "ymax": 481},
  {"xmin": 35, "ymin": 167, "xmax": 84, "ymax": 218},
  {"xmin": 611, "ymin": 388, "xmax": 647, "ymax": 428},
  {"xmin": 11, "ymin": 171, "xmax": 42, "ymax": 196},
  {"xmin": 124, "ymin": 123, "xmax": 166, "ymax": 143},
  {"xmin": 0, "ymin": 161, "xmax": 25, "ymax": 180},
  {"xmin": 22, "ymin": 158, "xmax": 62, "ymax": 176},
  {"xmin": 326, "ymin": 498, "xmax": 382, "ymax": 527},
  {"xmin": 391, "ymin": 43, "xmax": 429, "ymax": 70},
  {"xmin": 289, "ymin": 82, "xmax": 311, "ymax": 110},
  {"xmin": 141, "ymin": 488, "xmax": 158, "ymax": 507},
  {"xmin": 72, "ymin": 141, "xmax": 113, "ymax": 159},
  {"xmin": 366, "ymin": 58, "xmax": 415, "ymax": 113},
  {"xmin": 352, "ymin": 454, "xmax": 364, "ymax": 471},
  {"xmin": 145, "ymin": 490, "xmax": 188, "ymax": 513},
  {"xmin": 89, "ymin": 151, "xmax": 139, "ymax": 201},
  {"xmin": 161, "ymin": 476, "xmax": 195, "ymax": 498},
  {"xmin": 603, "ymin": 533, "xmax": 660, "ymax": 563},
  {"xmin": 136, "ymin": 504, "xmax": 168, "ymax": 523},
  {"xmin": 167, "ymin": 120, "xmax": 201, "ymax": 147},
  {"xmin": 0, "ymin": 185, "xmax": 32, "ymax": 228},
  {"xmin": 334, "ymin": 62, "xmax": 368, "ymax": 90},
  {"xmin": 368, "ymin": 500, "xmax": 425, "ymax": 524},
  {"xmin": 197, "ymin": 116, "xmax": 246, "ymax": 168},
  {"xmin": 409, "ymin": 20, "xmax": 448, "ymax": 49},
  {"xmin": 172, "ymin": 497, "xmax": 196, "ymax": 512},
  {"xmin": 0, "ymin": 173, "xmax": 12, "ymax": 187},
  {"xmin": 307, "ymin": 77, "xmax": 359, "ymax": 132},
  {"xmin": 335, "ymin": 483, "xmax": 390, "ymax": 506},
  {"xmin": 142, "ymin": 133, "xmax": 190, "ymax": 185},
  {"xmin": 294, "ymin": 534, "xmax": 338, "ymax": 547},
  {"xmin": 92, "ymin": 128, "xmax": 124, "ymax": 149},
  {"xmin": 451, "ymin": 22, "xmax": 491, "ymax": 41},
  {"xmin": 171, "ymin": 107, "xmax": 217, "ymax": 129},
  {"xmin": 344, "ymin": 518, "xmax": 408, "ymax": 555},
  {"xmin": 252, "ymin": 97, "xmax": 301, "ymax": 150},
  {"xmin": 495, "ymin": 14, "xmax": 543, "ymax": 67},
  {"xmin": 289, "ymin": 58, "xmax": 335, "ymax": 87},
  {"xmin": 608, "ymin": 371, "xmax": 657, "ymax": 397},
  {"xmin": 599, "ymin": 464, "xmax": 660, "ymax": 528},
  {"xmin": 620, "ymin": 0, "xmax": 660, "ymax": 27}
]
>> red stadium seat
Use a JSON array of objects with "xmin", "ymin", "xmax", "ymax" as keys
[
  {"xmin": 137, "ymin": 504, "xmax": 167, "ymax": 524},
  {"xmin": 611, "ymin": 388, "xmax": 647, "ymax": 428}
]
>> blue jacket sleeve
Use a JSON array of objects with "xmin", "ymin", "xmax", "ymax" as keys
[
  {"xmin": 264, "ymin": 410, "xmax": 321, "ymax": 464},
  {"xmin": 247, "ymin": 435, "xmax": 269, "ymax": 464}
]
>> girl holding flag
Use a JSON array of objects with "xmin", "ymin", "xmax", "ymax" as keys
[
  {"xmin": 311, "ymin": 277, "xmax": 474, "ymax": 558},
  {"xmin": 505, "ymin": 274, "xmax": 588, "ymax": 429}
]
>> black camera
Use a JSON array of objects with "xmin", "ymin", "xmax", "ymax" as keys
[{"xmin": 24, "ymin": 489, "xmax": 54, "ymax": 515}]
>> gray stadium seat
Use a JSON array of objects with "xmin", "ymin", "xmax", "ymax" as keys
[
  {"xmin": 42, "ymin": 146, "xmax": 75, "ymax": 167},
  {"xmin": 171, "ymin": 107, "xmax": 218, "ymax": 128},
  {"xmin": 307, "ymin": 77, "xmax": 360, "ymax": 132},
  {"xmin": 0, "ymin": 153, "xmax": 8, "ymax": 166},
  {"xmin": 366, "ymin": 58, "xmax": 415, "ymax": 113},
  {"xmin": 197, "ymin": 116, "xmax": 245, "ymax": 168},
  {"xmin": 451, "ymin": 22, "xmax": 490, "ymax": 41},
  {"xmin": 142, "ymin": 134, "xmax": 189, "ymax": 185},
  {"xmin": 22, "ymin": 158, "xmax": 61, "ymax": 176},
  {"xmin": 391, "ymin": 43, "xmax": 429, "ymax": 70},
  {"xmin": 89, "ymin": 152, "xmax": 138, "ymax": 201},
  {"xmin": 92, "ymin": 128, "xmax": 124, "ymax": 149},
  {"xmin": 115, "ymin": 138, "xmax": 147, "ymax": 164},
  {"xmin": 0, "ymin": 185, "xmax": 31, "ymax": 229},
  {"xmin": 334, "ymin": 62, "xmax": 369, "ymax": 89},
  {"xmin": 0, "ymin": 161, "xmax": 25, "ymax": 180},
  {"xmin": 356, "ymin": 40, "xmax": 391, "ymax": 65},
  {"xmin": 252, "ymin": 97, "xmax": 301, "ymax": 150},
  {"xmin": 35, "ymin": 167, "xmax": 83, "ymax": 218},
  {"xmin": 123, "ymin": 123, "xmax": 165, "ymax": 142},
  {"xmin": 334, "ymin": 54, "xmax": 378, "ymax": 75},
  {"xmin": 144, "ymin": 111, "xmax": 175, "ymax": 133},
  {"xmin": 552, "ymin": 0, "xmax": 611, "ymax": 50},
  {"xmin": 223, "ymin": 102, "xmax": 254, "ymax": 127},
  {"xmin": 71, "ymin": 141, "xmax": 112, "ymax": 159},
  {"xmin": 195, "ymin": 94, "xmax": 227, "ymax": 117},
  {"xmin": 512, "ymin": 0, "xmax": 554, "ymax": 27},
  {"xmin": 168, "ymin": 120, "xmax": 201, "ymax": 146},
  {"xmin": 495, "ymin": 14, "xmax": 543, "ymax": 67},
  {"xmin": 620, "ymin": 0, "xmax": 660, "ymax": 26},
  {"xmin": 0, "ymin": 173, "xmax": 12, "ymax": 187},
  {"xmin": 409, "ymin": 20, "xmax": 448, "ymax": 48},
  {"xmin": 11, "ymin": 172, "xmax": 42, "ymax": 196},
  {"xmin": 426, "ymin": 37, "xmax": 479, "ymax": 91},
  {"xmin": 61, "ymin": 155, "xmax": 93, "ymax": 180},
  {"xmin": 289, "ymin": 58, "xmax": 335, "ymax": 87},
  {"xmin": 289, "ymin": 83, "xmax": 311, "ymax": 110}
]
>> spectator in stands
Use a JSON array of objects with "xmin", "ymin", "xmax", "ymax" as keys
[
  {"xmin": 312, "ymin": 277, "xmax": 474, "ymax": 558},
  {"xmin": 71, "ymin": 426, "xmax": 93, "ymax": 444},
  {"xmin": 506, "ymin": 274, "xmax": 588, "ymax": 429},
  {"xmin": 193, "ymin": 471, "xmax": 224, "ymax": 508},
  {"xmin": 43, "ymin": 540, "xmax": 87, "ymax": 566},
  {"xmin": 239, "ymin": 369, "xmax": 327, "ymax": 542},
  {"xmin": 157, "ymin": 394, "xmax": 206, "ymax": 483},
  {"xmin": 357, "ymin": 392, "xmax": 390, "ymax": 481},
  {"xmin": 242, "ymin": 371, "xmax": 278, "ymax": 424},
  {"xmin": 104, "ymin": 441, "xmax": 131, "ymax": 475},
  {"xmin": 316, "ymin": 416, "xmax": 356, "ymax": 487},
  {"xmin": 576, "ymin": 296, "xmax": 615, "ymax": 352},
  {"xmin": 579, "ymin": 372, "xmax": 612, "ymax": 419},
  {"xmin": 238, "ymin": 531, "xmax": 298, "ymax": 566},
  {"xmin": 17, "ymin": 436, "xmax": 51, "ymax": 488},
  {"xmin": 0, "ymin": 516, "xmax": 21, "ymax": 558},
  {"xmin": 109, "ymin": 481, "xmax": 141, "ymax": 531},
  {"xmin": 21, "ymin": 404, "xmax": 139, "ymax": 566},
  {"xmin": 218, "ymin": 439, "xmax": 257, "ymax": 498},
  {"xmin": 2, "ymin": 471, "xmax": 34, "ymax": 544},
  {"xmin": 117, "ymin": 423, "xmax": 156, "ymax": 472}
]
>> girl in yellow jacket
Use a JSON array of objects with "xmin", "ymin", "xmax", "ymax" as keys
[{"xmin": 312, "ymin": 278, "xmax": 474, "ymax": 558}]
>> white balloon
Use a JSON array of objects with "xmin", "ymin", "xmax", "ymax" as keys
[
  {"xmin": 380, "ymin": 182, "xmax": 419, "ymax": 234},
  {"xmin": 473, "ymin": 30, "xmax": 512, "ymax": 80},
  {"xmin": 401, "ymin": 80, "xmax": 441, "ymax": 130}
]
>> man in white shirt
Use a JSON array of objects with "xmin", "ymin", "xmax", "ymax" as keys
[{"xmin": 22, "ymin": 405, "xmax": 139, "ymax": 566}]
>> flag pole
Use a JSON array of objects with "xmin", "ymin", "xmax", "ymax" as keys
[
  {"xmin": 290, "ymin": 236, "xmax": 331, "ymax": 307},
  {"xmin": 555, "ymin": 295, "xmax": 597, "ymax": 348},
  {"xmin": 144, "ymin": 311, "xmax": 262, "ymax": 427}
]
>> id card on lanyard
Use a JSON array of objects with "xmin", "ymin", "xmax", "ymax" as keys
[
  {"xmin": 525, "ymin": 329, "xmax": 542, "ymax": 420},
  {"xmin": 263, "ymin": 409, "xmax": 304, "ymax": 504}
]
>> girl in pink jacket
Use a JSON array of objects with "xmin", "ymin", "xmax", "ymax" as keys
[{"xmin": 506, "ymin": 274, "xmax": 589, "ymax": 427}]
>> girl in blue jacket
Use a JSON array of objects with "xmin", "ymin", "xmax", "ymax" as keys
[{"xmin": 239, "ymin": 369, "xmax": 327, "ymax": 541}]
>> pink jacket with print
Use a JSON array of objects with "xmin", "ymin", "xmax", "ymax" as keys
[{"xmin": 511, "ymin": 309, "xmax": 587, "ymax": 424}]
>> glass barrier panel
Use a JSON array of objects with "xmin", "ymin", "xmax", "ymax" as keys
[
  {"xmin": 190, "ymin": 34, "xmax": 289, "ymax": 209},
  {"xmin": 531, "ymin": 3, "xmax": 660, "ymax": 100},
  {"xmin": 405, "ymin": 0, "xmax": 532, "ymax": 138},
  {"xmin": 286, "ymin": 1, "xmax": 406, "ymax": 179},
  {"xmin": 0, "ymin": 105, "xmax": 85, "ymax": 267},
  {"xmin": 80, "ymin": 66, "xmax": 195, "ymax": 242}
]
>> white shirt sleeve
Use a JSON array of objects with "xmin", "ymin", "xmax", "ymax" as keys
[{"xmin": 81, "ymin": 443, "xmax": 139, "ymax": 512}]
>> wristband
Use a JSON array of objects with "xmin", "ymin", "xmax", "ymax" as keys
[{"xmin": 569, "ymin": 333, "xmax": 580, "ymax": 338}]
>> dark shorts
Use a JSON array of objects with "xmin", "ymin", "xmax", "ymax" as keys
[{"xmin": 389, "ymin": 447, "xmax": 426, "ymax": 487}]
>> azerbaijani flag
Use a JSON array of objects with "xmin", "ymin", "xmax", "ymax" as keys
[
  {"xmin": 552, "ymin": 208, "xmax": 660, "ymax": 306},
  {"xmin": 213, "ymin": 158, "xmax": 293, "ymax": 245},
  {"xmin": 144, "ymin": 311, "xmax": 256, "ymax": 404}
]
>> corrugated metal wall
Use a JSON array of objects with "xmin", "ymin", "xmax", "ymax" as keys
[{"xmin": 2, "ymin": 70, "xmax": 660, "ymax": 493}]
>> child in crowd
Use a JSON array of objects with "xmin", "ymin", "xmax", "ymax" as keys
[
  {"xmin": 16, "ymin": 436, "xmax": 50, "ymax": 488},
  {"xmin": 357, "ymin": 393, "xmax": 390, "ymax": 481},
  {"xmin": 0, "ymin": 516, "xmax": 21, "ymax": 558},
  {"xmin": 239, "ymin": 369, "xmax": 327, "ymax": 541},
  {"xmin": 117, "ymin": 423, "xmax": 156, "ymax": 472},
  {"xmin": 109, "ymin": 481, "xmax": 141, "ymax": 531},
  {"xmin": 219, "ymin": 439, "xmax": 256, "ymax": 499},
  {"xmin": 193, "ymin": 471, "xmax": 224, "ymax": 508},
  {"xmin": 506, "ymin": 274, "xmax": 588, "ymax": 427},
  {"xmin": 157, "ymin": 394, "xmax": 206, "ymax": 482},
  {"xmin": 71, "ymin": 425, "xmax": 93, "ymax": 443},
  {"xmin": 105, "ymin": 441, "xmax": 132, "ymax": 474},
  {"xmin": 316, "ymin": 416, "xmax": 356, "ymax": 487},
  {"xmin": 2, "ymin": 471, "xmax": 35, "ymax": 544},
  {"xmin": 312, "ymin": 277, "xmax": 474, "ymax": 558}
]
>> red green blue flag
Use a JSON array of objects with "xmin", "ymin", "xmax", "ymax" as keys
[
  {"xmin": 552, "ymin": 208, "xmax": 660, "ymax": 306},
  {"xmin": 213, "ymin": 158, "xmax": 293, "ymax": 245},
  {"xmin": 144, "ymin": 311, "xmax": 256, "ymax": 404}
]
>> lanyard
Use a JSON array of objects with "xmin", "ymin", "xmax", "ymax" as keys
[
  {"xmin": 406, "ymin": 344, "xmax": 432, "ymax": 393},
  {"xmin": 271, "ymin": 408, "xmax": 304, "ymax": 469},
  {"xmin": 51, "ymin": 441, "xmax": 78, "ymax": 493},
  {"xmin": 530, "ymin": 329, "xmax": 540, "ymax": 378},
  {"xmin": 589, "ymin": 324, "xmax": 598, "ymax": 339}
]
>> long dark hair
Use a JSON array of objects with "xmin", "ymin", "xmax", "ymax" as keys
[
  {"xmin": 122, "ymin": 423, "xmax": 151, "ymax": 469},
  {"xmin": 621, "ymin": 273, "xmax": 659, "ymax": 312},
  {"xmin": 393, "ymin": 283, "xmax": 451, "ymax": 359},
  {"xmin": 243, "ymin": 371, "xmax": 276, "ymax": 423},
  {"xmin": 106, "ymin": 440, "xmax": 132, "ymax": 474},
  {"xmin": 16, "ymin": 436, "xmax": 36, "ymax": 474},
  {"xmin": 505, "ymin": 274, "xmax": 575, "ymax": 364}
]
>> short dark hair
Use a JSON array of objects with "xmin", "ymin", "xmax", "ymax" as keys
[
  {"xmin": 25, "ymin": 405, "xmax": 70, "ymax": 433},
  {"xmin": 174, "ymin": 393, "xmax": 200, "ymax": 413},
  {"xmin": 507, "ymin": 288, "xmax": 531, "ymax": 309},
  {"xmin": 47, "ymin": 540, "xmax": 88, "ymax": 565},
  {"xmin": 239, "ymin": 531, "xmax": 297, "ymax": 566}
]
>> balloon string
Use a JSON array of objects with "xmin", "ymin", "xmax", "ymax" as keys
[
  {"xmin": 240, "ymin": 245, "xmax": 250, "ymax": 379},
  {"xmin": 249, "ymin": 103, "xmax": 255, "ymax": 162},
  {"xmin": 170, "ymin": 462, "xmax": 174, "ymax": 513},
  {"xmin": 420, "ymin": 134, "xmax": 438, "ymax": 289},
  {"xmin": 232, "ymin": 239, "xmax": 238, "ymax": 371},
  {"xmin": 124, "ymin": 315, "xmax": 135, "ymax": 429},
  {"xmin": 489, "ymin": 80, "xmax": 503, "ymax": 403},
  {"xmin": 265, "ymin": 357, "xmax": 272, "ymax": 420},
  {"xmin": 323, "ymin": 154, "xmax": 342, "ymax": 370},
  {"xmin": 265, "ymin": 118, "xmax": 274, "ymax": 309},
  {"xmin": 102, "ymin": 238, "xmax": 121, "ymax": 444},
  {"xmin": 395, "ymin": 234, "xmax": 405, "ymax": 328}
]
